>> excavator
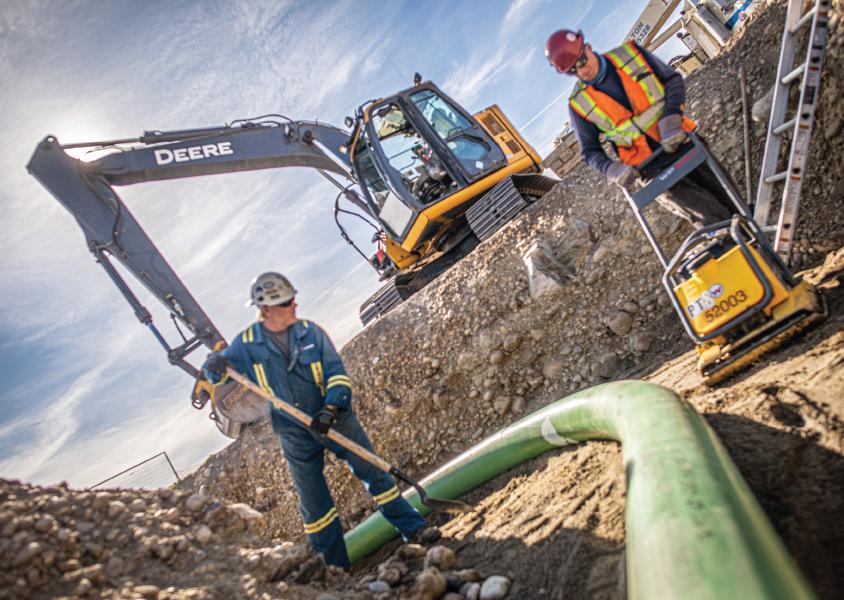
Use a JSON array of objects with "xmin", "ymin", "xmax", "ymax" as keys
[{"xmin": 27, "ymin": 76, "xmax": 556, "ymax": 438}]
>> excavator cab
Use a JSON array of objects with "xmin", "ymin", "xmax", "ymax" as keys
[{"xmin": 351, "ymin": 81, "xmax": 556, "ymax": 323}]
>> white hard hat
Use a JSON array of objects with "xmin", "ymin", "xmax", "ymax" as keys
[{"xmin": 246, "ymin": 272, "xmax": 297, "ymax": 307}]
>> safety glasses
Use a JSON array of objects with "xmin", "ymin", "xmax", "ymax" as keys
[
  {"xmin": 565, "ymin": 47, "xmax": 588, "ymax": 75},
  {"xmin": 277, "ymin": 297, "xmax": 295, "ymax": 308}
]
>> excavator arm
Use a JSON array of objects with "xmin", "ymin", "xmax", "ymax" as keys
[{"xmin": 27, "ymin": 119, "xmax": 360, "ymax": 378}]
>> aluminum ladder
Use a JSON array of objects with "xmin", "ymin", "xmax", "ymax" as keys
[{"xmin": 753, "ymin": 0, "xmax": 830, "ymax": 264}]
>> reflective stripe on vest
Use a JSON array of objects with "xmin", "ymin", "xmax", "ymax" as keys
[{"xmin": 569, "ymin": 41, "xmax": 667, "ymax": 147}]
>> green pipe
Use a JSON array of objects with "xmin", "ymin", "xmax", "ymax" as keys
[{"xmin": 345, "ymin": 380, "xmax": 815, "ymax": 599}]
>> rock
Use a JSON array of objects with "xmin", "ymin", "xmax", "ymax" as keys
[
  {"xmin": 107, "ymin": 500, "xmax": 126, "ymax": 519},
  {"xmin": 502, "ymin": 334, "xmax": 521, "ymax": 352},
  {"xmin": 13, "ymin": 541, "xmax": 42, "ymax": 567},
  {"xmin": 542, "ymin": 358, "xmax": 565, "ymax": 380},
  {"xmin": 34, "ymin": 517, "xmax": 53, "ymax": 533},
  {"xmin": 129, "ymin": 498, "xmax": 147, "ymax": 512},
  {"xmin": 824, "ymin": 117, "xmax": 844, "ymax": 140},
  {"xmin": 185, "ymin": 493, "xmax": 206, "ymax": 513},
  {"xmin": 462, "ymin": 582, "xmax": 482, "ymax": 600},
  {"xmin": 456, "ymin": 568, "xmax": 482, "ymax": 582},
  {"xmin": 480, "ymin": 575, "xmax": 512, "ymax": 600},
  {"xmin": 493, "ymin": 396, "xmax": 512, "ymax": 415},
  {"xmin": 595, "ymin": 353, "xmax": 621, "ymax": 379},
  {"xmin": 523, "ymin": 240, "xmax": 572, "ymax": 299},
  {"xmin": 751, "ymin": 83, "xmax": 774, "ymax": 123},
  {"xmin": 368, "ymin": 580, "xmax": 392, "ymax": 593},
  {"xmin": 489, "ymin": 350, "xmax": 504, "ymax": 365},
  {"xmin": 511, "ymin": 396, "xmax": 526, "ymax": 415},
  {"xmin": 105, "ymin": 555, "xmax": 125, "ymax": 577},
  {"xmin": 397, "ymin": 543, "xmax": 427, "ymax": 560},
  {"xmin": 425, "ymin": 545, "xmax": 457, "ymax": 571},
  {"xmin": 377, "ymin": 557, "xmax": 408, "ymax": 585},
  {"xmin": 607, "ymin": 311, "xmax": 633, "ymax": 336},
  {"xmin": 195, "ymin": 525, "xmax": 212, "ymax": 545},
  {"xmin": 134, "ymin": 584, "xmax": 161, "ymax": 599},
  {"xmin": 621, "ymin": 300, "xmax": 639, "ymax": 314},
  {"xmin": 629, "ymin": 330, "xmax": 654, "ymax": 353},
  {"xmin": 411, "ymin": 567, "xmax": 447, "ymax": 600},
  {"xmin": 228, "ymin": 503, "xmax": 264, "ymax": 524}
]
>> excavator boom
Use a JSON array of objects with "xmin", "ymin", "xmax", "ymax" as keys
[{"xmin": 26, "ymin": 120, "xmax": 357, "ymax": 378}]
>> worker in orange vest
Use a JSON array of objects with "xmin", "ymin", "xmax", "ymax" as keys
[{"xmin": 546, "ymin": 29, "xmax": 734, "ymax": 229}]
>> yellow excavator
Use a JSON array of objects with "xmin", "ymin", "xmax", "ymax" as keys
[
  {"xmin": 27, "ymin": 75, "xmax": 555, "ymax": 436},
  {"xmin": 348, "ymin": 76, "xmax": 556, "ymax": 322}
]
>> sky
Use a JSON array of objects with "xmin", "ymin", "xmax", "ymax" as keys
[{"xmin": 0, "ymin": 0, "xmax": 692, "ymax": 489}]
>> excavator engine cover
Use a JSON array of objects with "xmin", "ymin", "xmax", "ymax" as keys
[{"xmin": 674, "ymin": 242, "xmax": 790, "ymax": 337}]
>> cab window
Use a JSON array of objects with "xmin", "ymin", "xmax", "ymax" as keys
[{"xmin": 410, "ymin": 90, "xmax": 491, "ymax": 176}]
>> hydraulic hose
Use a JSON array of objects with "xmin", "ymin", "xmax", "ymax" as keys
[{"xmin": 344, "ymin": 380, "xmax": 815, "ymax": 599}]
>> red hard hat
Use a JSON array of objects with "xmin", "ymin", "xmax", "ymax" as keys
[{"xmin": 545, "ymin": 29, "xmax": 584, "ymax": 73}]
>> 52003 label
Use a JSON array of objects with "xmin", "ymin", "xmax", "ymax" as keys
[{"xmin": 703, "ymin": 290, "xmax": 748, "ymax": 322}]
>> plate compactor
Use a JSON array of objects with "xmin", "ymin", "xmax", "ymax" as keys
[{"xmin": 623, "ymin": 133, "xmax": 826, "ymax": 385}]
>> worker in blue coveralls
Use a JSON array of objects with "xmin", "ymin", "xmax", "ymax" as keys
[{"xmin": 203, "ymin": 271, "xmax": 439, "ymax": 570}]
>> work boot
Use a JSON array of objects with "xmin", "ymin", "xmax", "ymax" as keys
[{"xmin": 408, "ymin": 526, "xmax": 442, "ymax": 546}]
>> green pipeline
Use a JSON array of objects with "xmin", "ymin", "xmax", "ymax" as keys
[{"xmin": 344, "ymin": 380, "xmax": 815, "ymax": 599}]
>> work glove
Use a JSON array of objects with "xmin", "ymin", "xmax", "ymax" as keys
[
  {"xmin": 310, "ymin": 405, "xmax": 337, "ymax": 435},
  {"xmin": 204, "ymin": 352, "xmax": 232, "ymax": 378},
  {"xmin": 657, "ymin": 113, "xmax": 687, "ymax": 153},
  {"xmin": 606, "ymin": 161, "xmax": 639, "ymax": 189}
]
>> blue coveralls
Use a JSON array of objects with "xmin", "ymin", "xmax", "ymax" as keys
[{"xmin": 205, "ymin": 319, "xmax": 426, "ymax": 569}]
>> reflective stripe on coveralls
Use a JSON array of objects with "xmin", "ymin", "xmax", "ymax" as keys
[
  {"xmin": 304, "ymin": 506, "xmax": 339, "ymax": 534},
  {"xmin": 327, "ymin": 374, "xmax": 351, "ymax": 391},
  {"xmin": 310, "ymin": 361, "xmax": 325, "ymax": 395},
  {"xmin": 569, "ymin": 41, "xmax": 696, "ymax": 165},
  {"xmin": 372, "ymin": 485, "xmax": 401, "ymax": 505},
  {"xmin": 253, "ymin": 363, "xmax": 273, "ymax": 394}
]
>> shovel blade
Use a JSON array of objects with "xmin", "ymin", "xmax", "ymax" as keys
[{"xmin": 421, "ymin": 496, "xmax": 474, "ymax": 514}]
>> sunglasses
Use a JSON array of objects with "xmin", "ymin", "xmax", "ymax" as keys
[
  {"xmin": 277, "ymin": 297, "xmax": 295, "ymax": 308},
  {"xmin": 565, "ymin": 48, "xmax": 589, "ymax": 75}
]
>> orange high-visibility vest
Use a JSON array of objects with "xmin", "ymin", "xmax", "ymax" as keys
[{"xmin": 569, "ymin": 41, "xmax": 696, "ymax": 166}]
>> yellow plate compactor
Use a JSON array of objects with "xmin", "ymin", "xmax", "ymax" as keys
[{"xmin": 623, "ymin": 134, "xmax": 826, "ymax": 385}]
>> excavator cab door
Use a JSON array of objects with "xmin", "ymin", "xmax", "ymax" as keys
[
  {"xmin": 408, "ymin": 87, "xmax": 506, "ymax": 182},
  {"xmin": 354, "ymin": 83, "xmax": 507, "ymax": 245}
]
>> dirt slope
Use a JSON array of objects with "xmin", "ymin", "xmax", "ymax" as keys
[{"xmin": 3, "ymin": 1, "xmax": 843, "ymax": 598}]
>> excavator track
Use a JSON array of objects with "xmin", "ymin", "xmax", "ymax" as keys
[
  {"xmin": 699, "ymin": 299, "xmax": 827, "ymax": 385},
  {"xmin": 466, "ymin": 174, "xmax": 557, "ymax": 241},
  {"xmin": 359, "ymin": 278, "xmax": 404, "ymax": 326}
]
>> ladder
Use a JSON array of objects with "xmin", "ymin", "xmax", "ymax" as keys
[{"xmin": 753, "ymin": 0, "xmax": 830, "ymax": 264}]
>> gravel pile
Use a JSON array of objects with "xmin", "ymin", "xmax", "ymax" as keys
[{"xmin": 0, "ymin": 478, "xmax": 512, "ymax": 599}]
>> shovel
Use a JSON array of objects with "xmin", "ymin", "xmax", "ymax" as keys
[{"xmin": 224, "ymin": 368, "xmax": 473, "ymax": 515}]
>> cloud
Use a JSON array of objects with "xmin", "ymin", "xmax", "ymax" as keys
[{"xmin": 0, "ymin": 363, "xmax": 106, "ymax": 481}]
